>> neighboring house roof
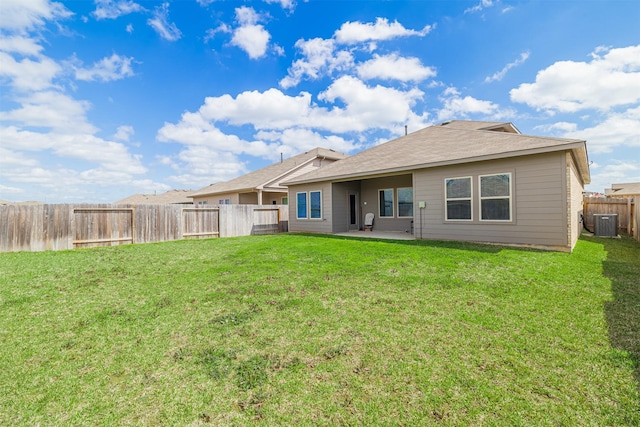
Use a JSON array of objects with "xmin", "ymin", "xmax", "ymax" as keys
[
  {"xmin": 605, "ymin": 182, "xmax": 640, "ymax": 197},
  {"xmin": 115, "ymin": 189, "xmax": 195, "ymax": 204},
  {"xmin": 284, "ymin": 121, "xmax": 590, "ymax": 185},
  {"xmin": 190, "ymin": 147, "xmax": 348, "ymax": 198},
  {"xmin": 0, "ymin": 199, "xmax": 43, "ymax": 205}
]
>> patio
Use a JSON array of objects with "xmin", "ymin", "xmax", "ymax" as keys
[{"xmin": 333, "ymin": 230, "xmax": 416, "ymax": 240}]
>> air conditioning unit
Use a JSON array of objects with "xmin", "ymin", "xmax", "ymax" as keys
[{"xmin": 593, "ymin": 214, "xmax": 618, "ymax": 237}]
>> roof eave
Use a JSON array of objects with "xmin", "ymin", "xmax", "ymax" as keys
[{"xmin": 285, "ymin": 142, "xmax": 590, "ymax": 186}]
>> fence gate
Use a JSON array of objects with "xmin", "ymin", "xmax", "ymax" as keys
[
  {"xmin": 73, "ymin": 207, "xmax": 134, "ymax": 248},
  {"xmin": 182, "ymin": 207, "xmax": 220, "ymax": 238},
  {"xmin": 252, "ymin": 207, "xmax": 280, "ymax": 235}
]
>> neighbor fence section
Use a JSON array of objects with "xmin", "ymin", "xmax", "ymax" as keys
[
  {"xmin": 0, "ymin": 204, "xmax": 289, "ymax": 252},
  {"xmin": 583, "ymin": 197, "xmax": 636, "ymax": 238}
]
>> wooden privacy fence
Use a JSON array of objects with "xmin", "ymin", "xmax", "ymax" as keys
[
  {"xmin": 0, "ymin": 204, "xmax": 288, "ymax": 252},
  {"xmin": 583, "ymin": 197, "xmax": 636, "ymax": 239}
]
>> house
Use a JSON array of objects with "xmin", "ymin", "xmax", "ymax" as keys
[
  {"xmin": 284, "ymin": 121, "xmax": 590, "ymax": 252},
  {"xmin": 190, "ymin": 147, "xmax": 348, "ymax": 206},
  {"xmin": 604, "ymin": 182, "xmax": 640, "ymax": 199},
  {"xmin": 115, "ymin": 189, "xmax": 195, "ymax": 205}
]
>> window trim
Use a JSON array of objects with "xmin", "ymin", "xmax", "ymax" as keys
[
  {"xmin": 309, "ymin": 190, "xmax": 322, "ymax": 220},
  {"xmin": 397, "ymin": 187, "xmax": 414, "ymax": 218},
  {"xmin": 444, "ymin": 176, "xmax": 473, "ymax": 221},
  {"xmin": 296, "ymin": 192, "xmax": 307, "ymax": 219},
  {"xmin": 378, "ymin": 188, "xmax": 395, "ymax": 218},
  {"xmin": 479, "ymin": 172, "xmax": 512, "ymax": 222}
]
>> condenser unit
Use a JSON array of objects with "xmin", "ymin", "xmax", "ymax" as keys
[{"xmin": 593, "ymin": 214, "xmax": 618, "ymax": 237}]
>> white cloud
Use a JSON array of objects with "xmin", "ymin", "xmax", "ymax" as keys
[
  {"xmin": 0, "ymin": 0, "xmax": 72, "ymax": 32},
  {"xmin": 485, "ymin": 51, "xmax": 530, "ymax": 83},
  {"xmin": 357, "ymin": 53, "xmax": 436, "ymax": 82},
  {"xmin": 437, "ymin": 87, "xmax": 505, "ymax": 121},
  {"xmin": 231, "ymin": 25, "xmax": 270, "ymax": 59},
  {"xmin": 561, "ymin": 106, "xmax": 640, "ymax": 154},
  {"xmin": 0, "ymin": 35, "xmax": 44, "ymax": 56},
  {"xmin": 126, "ymin": 23, "xmax": 133, "ymax": 33},
  {"xmin": 254, "ymin": 128, "xmax": 356, "ymax": 159},
  {"xmin": 93, "ymin": 0, "xmax": 144, "ymax": 20},
  {"xmin": 317, "ymin": 75, "xmax": 427, "ymax": 132},
  {"xmin": 147, "ymin": 2, "xmax": 181, "ymax": 41},
  {"xmin": 114, "ymin": 125, "xmax": 134, "ymax": 141},
  {"xmin": 0, "ymin": 126, "xmax": 146, "ymax": 175},
  {"xmin": 156, "ymin": 76, "xmax": 430, "ymax": 182},
  {"xmin": 510, "ymin": 45, "xmax": 640, "ymax": 112},
  {"xmin": 587, "ymin": 160, "xmax": 640, "ymax": 194},
  {"xmin": 0, "ymin": 50, "xmax": 61, "ymax": 91},
  {"xmin": 534, "ymin": 121, "xmax": 578, "ymax": 133},
  {"xmin": 0, "ymin": 91, "xmax": 96, "ymax": 133},
  {"xmin": 263, "ymin": 0, "xmax": 296, "ymax": 11},
  {"xmin": 163, "ymin": 78, "xmax": 427, "ymax": 136},
  {"xmin": 465, "ymin": 0, "xmax": 494, "ymax": 14},
  {"xmin": 73, "ymin": 53, "xmax": 136, "ymax": 82},
  {"xmin": 334, "ymin": 17, "xmax": 433, "ymax": 44},
  {"xmin": 279, "ymin": 38, "xmax": 353, "ymax": 88},
  {"xmin": 230, "ymin": 7, "xmax": 271, "ymax": 59}
]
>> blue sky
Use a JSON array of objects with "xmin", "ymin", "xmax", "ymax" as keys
[{"xmin": 1, "ymin": 0, "xmax": 638, "ymax": 203}]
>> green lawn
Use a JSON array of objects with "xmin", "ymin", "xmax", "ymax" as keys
[{"xmin": 1, "ymin": 234, "xmax": 638, "ymax": 426}]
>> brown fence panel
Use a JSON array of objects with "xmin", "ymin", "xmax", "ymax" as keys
[
  {"xmin": 583, "ymin": 197, "xmax": 633, "ymax": 234},
  {"xmin": 252, "ymin": 207, "xmax": 280, "ymax": 235},
  {"xmin": 182, "ymin": 207, "xmax": 220, "ymax": 238},
  {"xmin": 1, "ymin": 203, "xmax": 288, "ymax": 252},
  {"xmin": 72, "ymin": 206, "xmax": 134, "ymax": 248}
]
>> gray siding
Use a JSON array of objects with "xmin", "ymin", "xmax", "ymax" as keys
[
  {"xmin": 287, "ymin": 182, "xmax": 334, "ymax": 233},
  {"xmin": 360, "ymin": 175, "xmax": 413, "ymax": 232},
  {"xmin": 331, "ymin": 181, "xmax": 362, "ymax": 232},
  {"xmin": 414, "ymin": 152, "xmax": 570, "ymax": 250}
]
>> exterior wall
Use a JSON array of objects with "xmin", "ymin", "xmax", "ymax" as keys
[
  {"xmin": 239, "ymin": 192, "xmax": 258, "ymax": 204},
  {"xmin": 413, "ymin": 152, "xmax": 571, "ymax": 250},
  {"xmin": 261, "ymin": 191, "xmax": 288, "ymax": 205},
  {"xmin": 360, "ymin": 175, "xmax": 413, "ymax": 232},
  {"xmin": 192, "ymin": 192, "xmax": 240, "ymax": 206},
  {"xmin": 567, "ymin": 152, "xmax": 585, "ymax": 249},
  {"xmin": 287, "ymin": 182, "xmax": 334, "ymax": 233},
  {"xmin": 331, "ymin": 181, "xmax": 362, "ymax": 232},
  {"xmin": 192, "ymin": 191, "xmax": 287, "ymax": 206}
]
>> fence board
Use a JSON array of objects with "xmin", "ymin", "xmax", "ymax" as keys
[
  {"xmin": 0, "ymin": 204, "xmax": 289, "ymax": 252},
  {"xmin": 583, "ymin": 197, "xmax": 634, "ymax": 235}
]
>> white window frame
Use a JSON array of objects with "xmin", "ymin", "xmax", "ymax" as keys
[
  {"xmin": 397, "ymin": 187, "xmax": 414, "ymax": 218},
  {"xmin": 309, "ymin": 190, "xmax": 322, "ymax": 220},
  {"xmin": 378, "ymin": 188, "xmax": 394, "ymax": 218},
  {"xmin": 296, "ymin": 192, "xmax": 308, "ymax": 219},
  {"xmin": 479, "ymin": 173, "xmax": 512, "ymax": 222},
  {"xmin": 444, "ymin": 176, "xmax": 473, "ymax": 221}
]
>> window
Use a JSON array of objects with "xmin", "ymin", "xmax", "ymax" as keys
[
  {"xmin": 310, "ymin": 191, "xmax": 322, "ymax": 219},
  {"xmin": 296, "ymin": 192, "xmax": 307, "ymax": 219},
  {"xmin": 397, "ymin": 187, "xmax": 413, "ymax": 217},
  {"xmin": 281, "ymin": 197, "xmax": 288, "ymax": 205},
  {"xmin": 480, "ymin": 173, "xmax": 511, "ymax": 221},
  {"xmin": 197, "ymin": 201, "xmax": 208, "ymax": 207},
  {"xmin": 445, "ymin": 177, "xmax": 472, "ymax": 220},
  {"xmin": 379, "ymin": 189, "xmax": 394, "ymax": 217}
]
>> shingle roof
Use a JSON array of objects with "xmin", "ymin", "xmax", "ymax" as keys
[
  {"xmin": 115, "ymin": 189, "xmax": 195, "ymax": 205},
  {"xmin": 284, "ymin": 122, "xmax": 590, "ymax": 185},
  {"xmin": 605, "ymin": 182, "xmax": 640, "ymax": 196},
  {"xmin": 190, "ymin": 147, "xmax": 348, "ymax": 197}
]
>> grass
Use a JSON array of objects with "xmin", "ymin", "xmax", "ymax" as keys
[{"xmin": 0, "ymin": 233, "xmax": 638, "ymax": 426}]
